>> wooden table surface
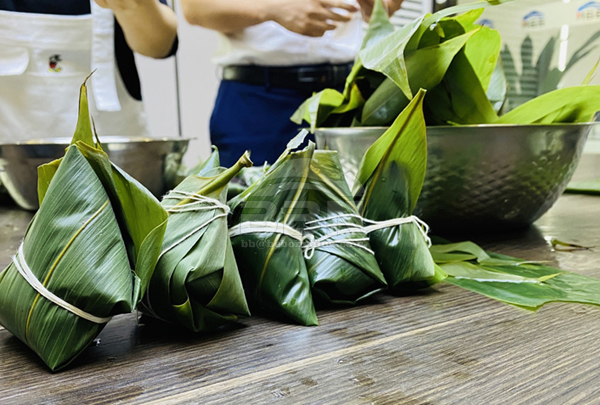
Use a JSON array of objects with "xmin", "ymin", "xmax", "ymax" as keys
[{"xmin": 1, "ymin": 156, "xmax": 600, "ymax": 405}]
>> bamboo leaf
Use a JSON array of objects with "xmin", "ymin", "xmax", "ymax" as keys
[
  {"xmin": 141, "ymin": 153, "xmax": 252, "ymax": 332},
  {"xmin": 229, "ymin": 142, "xmax": 318, "ymax": 325},
  {"xmin": 464, "ymin": 26, "xmax": 501, "ymax": 91},
  {"xmin": 566, "ymin": 179, "xmax": 600, "ymax": 195},
  {"xmin": 355, "ymin": 90, "xmax": 436, "ymax": 288},
  {"xmin": 425, "ymin": 50, "xmax": 499, "ymax": 125},
  {"xmin": 361, "ymin": 30, "xmax": 476, "ymax": 126},
  {"xmin": 359, "ymin": 17, "xmax": 424, "ymax": 100},
  {"xmin": 361, "ymin": 0, "xmax": 395, "ymax": 50},
  {"xmin": 0, "ymin": 80, "xmax": 168, "ymax": 370},
  {"xmin": 304, "ymin": 150, "xmax": 387, "ymax": 305},
  {"xmin": 498, "ymin": 86, "xmax": 600, "ymax": 124}
]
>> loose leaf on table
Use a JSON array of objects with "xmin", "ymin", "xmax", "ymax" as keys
[
  {"xmin": 0, "ymin": 80, "xmax": 168, "ymax": 370},
  {"xmin": 304, "ymin": 150, "xmax": 387, "ymax": 305},
  {"xmin": 498, "ymin": 86, "xmax": 600, "ymax": 124},
  {"xmin": 354, "ymin": 89, "xmax": 439, "ymax": 289},
  {"xmin": 436, "ymin": 244, "xmax": 600, "ymax": 310},
  {"xmin": 140, "ymin": 152, "xmax": 252, "ymax": 332},
  {"xmin": 229, "ymin": 133, "xmax": 318, "ymax": 326},
  {"xmin": 565, "ymin": 180, "xmax": 600, "ymax": 196}
]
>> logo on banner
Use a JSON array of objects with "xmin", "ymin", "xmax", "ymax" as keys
[
  {"xmin": 477, "ymin": 19, "xmax": 494, "ymax": 28},
  {"xmin": 522, "ymin": 11, "xmax": 545, "ymax": 29},
  {"xmin": 577, "ymin": 1, "xmax": 600, "ymax": 21},
  {"xmin": 48, "ymin": 54, "xmax": 62, "ymax": 73}
]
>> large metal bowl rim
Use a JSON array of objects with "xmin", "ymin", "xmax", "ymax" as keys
[{"xmin": 0, "ymin": 136, "xmax": 195, "ymax": 147}]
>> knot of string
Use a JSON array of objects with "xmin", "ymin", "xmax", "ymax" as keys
[
  {"xmin": 159, "ymin": 191, "xmax": 230, "ymax": 260},
  {"xmin": 162, "ymin": 190, "xmax": 230, "ymax": 214},
  {"xmin": 362, "ymin": 215, "xmax": 432, "ymax": 247},
  {"xmin": 302, "ymin": 214, "xmax": 374, "ymax": 260},
  {"xmin": 12, "ymin": 244, "xmax": 112, "ymax": 324}
]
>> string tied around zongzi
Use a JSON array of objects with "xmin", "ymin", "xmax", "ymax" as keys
[
  {"xmin": 229, "ymin": 221, "xmax": 304, "ymax": 242},
  {"xmin": 302, "ymin": 214, "xmax": 375, "ymax": 260},
  {"xmin": 363, "ymin": 216, "xmax": 432, "ymax": 247},
  {"xmin": 162, "ymin": 190, "xmax": 230, "ymax": 214},
  {"xmin": 159, "ymin": 190, "xmax": 230, "ymax": 260},
  {"xmin": 12, "ymin": 244, "xmax": 112, "ymax": 324}
]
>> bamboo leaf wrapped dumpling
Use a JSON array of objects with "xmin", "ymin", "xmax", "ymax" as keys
[
  {"xmin": 0, "ymin": 81, "xmax": 168, "ymax": 370},
  {"xmin": 304, "ymin": 150, "xmax": 387, "ymax": 305},
  {"xmin": 354, "ymin": 89, "xmax": 444, "ymax": 290},
  {"xmin": 228, "ymin": 135, "xmax": 318, "ymax": 326},
  {"xmin": 140, "ymin": 152, "xmax": 252, "ymax": 332}
]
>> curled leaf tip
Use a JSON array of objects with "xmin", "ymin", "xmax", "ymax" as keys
[{"xmin": 239, "ymin": 151, "xmax": 253, "ymax": 168}]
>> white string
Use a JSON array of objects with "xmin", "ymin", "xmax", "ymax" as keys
[
  {"xmin": 12, "ymin": 244, "xmax": 112, "ymax": 324},
  {"xmin": 162, "ymin": 190, "xmax": 230, "ymax": 214},
  {"xmin": 159, "ymin": 213, "xmax": 228, "ymax": 260},
  {"xmin": 159, "ymin": 191, "xmax": 230, "ymax": 260},
  {"xmin": 363, "ymin": 216, "xmax": 432, "ymax": 247},
  {"xmin": 229, "ymin": 221, "xmax": 304, "ymax": 242},
  {"xmin": 302, "ymin": 216, "xmax": 375, "ymax": 260}
]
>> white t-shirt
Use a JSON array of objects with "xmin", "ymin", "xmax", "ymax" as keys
[{"xmin": 212, "ymin": 13, "xmax": 363, "ymax": 67}]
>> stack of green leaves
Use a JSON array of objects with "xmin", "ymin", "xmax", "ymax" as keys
[
  {"xmin": 354, "ymin": 89, "xmax": 445, "ymax": 290},
  {"xmin": 431, "ymin": 241, "xmax": 600, "ymax": 310},
  {"xmin": 303, "ymin": 150, "xmax": 387, "ymax": 305},
  {"xmin": 0, "ymin": 80, "xmax": 168, "ymax": 370},
  {"xmin": 292, "ymin": 0, "xmax": 600, "ymax": 129},
  {"xmin": 228, "ymin": 134, "xmax": 318, "ymax": 326},
  {"xmin": 140, "ymin": 151, "xmax": 252, "ymax": 332}
]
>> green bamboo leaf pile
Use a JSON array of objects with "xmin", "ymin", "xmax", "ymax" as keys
[
  {"xmin": 354, "ymin": 90, "xmax": 444, "ymax": 290},
  {"xmin": 292, "ymin": 0, "xmax": 600, "ymax": 128},
  {"xmin": 304, "ymin": 150, "xmax": 387, "ymax": 305},
  {"xmin": 0, "ymin": 80, "xmax": 168, "ymax": 370},
  {"xmin": 140, "ymin": 152, "xmax": 253, "ymax": 332},
  {"xmin": 228, "ymin": 136, "xmax": 318, "ymax": 326},
  {"xmin": 431, "ymin": 242, "xmax": 600, "ymax": 310}
]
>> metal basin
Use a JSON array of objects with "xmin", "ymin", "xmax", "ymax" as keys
[
  {"xmin": 315, "ymin": 124, "xmax": 597, "ymax": 230},
  {"xmin": 0, "ymin": 136, "xmax": 190, "ymax": 210}
]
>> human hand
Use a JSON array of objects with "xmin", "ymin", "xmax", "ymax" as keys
[
  {"xmin": 268, "ymin": 0, "xmax": 358, "ymax": 37},
  {"xmin": 356, "ymin": 0, "xmax": 404, "ymax": 21},
  {"xmin": 94, "ymin": 0, "xmax": 154, "ymax": 12}
]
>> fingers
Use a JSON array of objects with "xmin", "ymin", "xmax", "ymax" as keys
[
  {"xmin": 320, "ymin": 0, "xmax": 359, "ymax": 13},
  {"xmin": 384, "ymin": 0, "xmax": 404, "ymax": 15},
  {"xmin": 313, "ymin": 8, "xmax": 354, "ymax": 23},
  {"xmin": 305, "ymin": 21, "xmax": 338, "ymax": 37}
]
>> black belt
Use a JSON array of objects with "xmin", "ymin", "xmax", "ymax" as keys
[{"xmin": 222, "ymin": 62, "xmax": 353, "ymax": 92}]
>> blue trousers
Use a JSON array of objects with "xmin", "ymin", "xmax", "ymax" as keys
[{"xmin": 209, "ymin": 80, "xmax": 313, "ymax": 167}]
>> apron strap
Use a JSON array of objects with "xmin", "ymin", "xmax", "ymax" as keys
[{"xmin": 90, "ymin": 0, "xmax": 122, "ymax": 112}]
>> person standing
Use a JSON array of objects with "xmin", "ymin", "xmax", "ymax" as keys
[
  {"xmin": 181, "ymin": 0, "xmax": 404, "ymax": 166},
  {"xmin": 0, "ymin": 0, "xmax": 178, "ymax": 142}
]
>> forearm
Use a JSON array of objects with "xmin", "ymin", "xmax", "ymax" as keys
[
  {"xmin": 112, "ymin": 2, "xmax": 178, "ymax": 58},
  {"xmin": 180, "ymin": 0, "xmax": 273, "ymax": 33}
]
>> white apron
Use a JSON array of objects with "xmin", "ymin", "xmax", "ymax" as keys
[{"xmin": 0, "ymin": 2, "xmax": 149, "ymax": 142}]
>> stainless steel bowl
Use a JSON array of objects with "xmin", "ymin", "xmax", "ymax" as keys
[
  {"xmin": 315, "ymin": 124, "xmax": 597, "ymax": 230},
  {"xmin": 0, "ymin": 136, "xmax": 190, "ymax": 210}
]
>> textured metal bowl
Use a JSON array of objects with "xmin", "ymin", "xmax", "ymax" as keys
[
  {"xmin": 0, "ymin": 136, "xmax": 190, "ymax": 210},
  {"xmin": 315, "ymin": 124, "xmax": 597, "ymax": 230}
]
